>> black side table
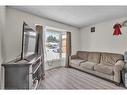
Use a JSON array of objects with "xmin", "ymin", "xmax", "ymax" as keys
[{"xmin": 122, "ymin": 63, "xmax": 127, "ymax": 88}]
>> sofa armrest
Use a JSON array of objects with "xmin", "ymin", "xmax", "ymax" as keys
[
  {"xmin": 71, "ymin": 55, "xmax": 78, "ymax": 59},
  {"xmin": 114, "ymin": 60, "xmax": 125, "ymax": 83},
  {"xmin": 69, "ymin": 55, "xmax": 78, "ymax": 66},
  {"xmin": 114, "ymin": 60, "xmax": 125, "ymax": 71}
]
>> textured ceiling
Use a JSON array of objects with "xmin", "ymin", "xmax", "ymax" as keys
[{"xmin": 11, "ymin": 6, "xmax": 127, "ymax": 28}]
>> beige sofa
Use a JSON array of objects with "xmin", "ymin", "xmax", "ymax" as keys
[{"xmin": 69, "ymin": 51, "xmax": 124, "ymax": 84}]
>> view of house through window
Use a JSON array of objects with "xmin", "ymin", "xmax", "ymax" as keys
[{"xmin": 45, "ymin": 28, "xmax": 66, "ymax": 61}]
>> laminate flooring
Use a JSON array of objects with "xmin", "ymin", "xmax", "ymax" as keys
[{"xmin": 38, "ymin": 67, "xmax": 125, "ymax": 89}]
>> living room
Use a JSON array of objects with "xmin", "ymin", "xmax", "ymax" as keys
[{"xmin": 0, "ymin": 2, "xmax": 127, "ymax": 94}]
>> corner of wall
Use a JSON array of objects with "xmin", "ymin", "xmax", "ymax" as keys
[{"xmin": 0, "ymin": 6, "xmax": 6, "ymax": 89}]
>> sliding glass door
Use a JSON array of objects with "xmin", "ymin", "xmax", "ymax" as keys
[
  {"xmin": 44, "ymin": 28, "xmax": 66, "ymax": 69},
  {"xmin": 45, "ymin": 31, "xmax": 61, "ymax": 61}
]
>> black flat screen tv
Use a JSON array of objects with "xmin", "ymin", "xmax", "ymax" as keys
[{"xmin": 21, "ymin": 22, "xmax": 38, "ymax": 61}]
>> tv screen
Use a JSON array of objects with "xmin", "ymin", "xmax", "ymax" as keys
[{"xmin": 21, "ymin": 22, "xmax": 38, "ymax": 60}]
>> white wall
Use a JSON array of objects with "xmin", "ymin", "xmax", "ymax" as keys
[
  {"xmin": 80, "ymin": 17, "xmax": 127, "ymax": 54},
  {"xmin": 0, "ymin": 6, "xmax": 6, "ymax": 89},
  {"xmin": 5, "ymin": 7, "xmax": 80, "ymax": 62}
]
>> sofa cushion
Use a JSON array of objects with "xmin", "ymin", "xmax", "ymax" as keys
[
  {"xmin": 88, "ymin": 52, "xmax": 100, "ymax": 63},
  {"xmin": 77, "ymin": 51, "xmax": 88, "ymax": 60},
  {"xmin": 70, "ymin": 59, "xmax": 86, "ymax": 66},
  {"xmin": 100, "ymin": 53, "xmax": 123, "ymax": 65},
  {"xmin": 94, "ymin": 64, "xmax": 114, "ymax": 75},
  {"xmin": 80, "ymin": 61, "xmax": 98, "ymax": 70}
]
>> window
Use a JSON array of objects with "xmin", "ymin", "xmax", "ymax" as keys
[{"xmin": 45, "ymin": 28, "xmax": 66, "ymax": 61}]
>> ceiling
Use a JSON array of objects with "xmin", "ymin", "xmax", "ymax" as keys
[{"xmin": 10, "ymin": 6, "xmax": 127, "ymax": 28}]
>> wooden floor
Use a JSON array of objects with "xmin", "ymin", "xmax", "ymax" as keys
[{"xmin": 38, "ymin": 67, "xmax": 125, "ymax": 89}]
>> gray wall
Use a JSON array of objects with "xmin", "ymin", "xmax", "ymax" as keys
[
  {"xmin": 5, "ymin": 7, "xmax": 80, "ymax": 63},
  {"xmin": 79, "ymin": 17, "xmax": 127, "ymax": 54},
  {"xmin": 0, "ymin": 6, "xmax": 6, "ymax": 89}
]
